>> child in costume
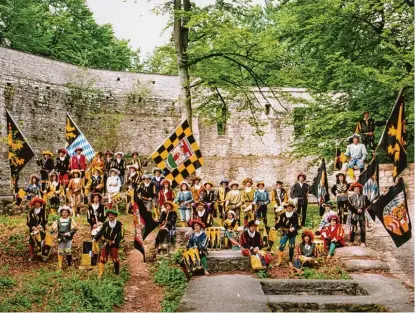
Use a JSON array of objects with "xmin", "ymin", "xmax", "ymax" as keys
[
  {"xmin": 46, "ymin": 170, "xmax": 61, "ymax": 215},
  {"xmin": 316, "ymin": 202, "xmax": 337, "ymax": 234},
  {"xmin": 272, "ymin": 180, "xmax": 289, "ymax": 223},
  {"xmin": 55, "ymin": 148, "xmax": 70, "ymax": 187},
  {"xmin": 191, "ymin": 177, "xmax": 205, "ymax": 213},
  {"xmin": 158, "ymin": 179, "xmax": 175, "ymax": 210},
  {"xmin": 201, "ymin": 181, "xmax": 217, "ymax": 217},
  {"xmin": 223, "ymin": 210, "xmax": 240, "ymax": 249}
]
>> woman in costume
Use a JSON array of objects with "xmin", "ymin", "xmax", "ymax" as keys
[
  {"xmin": 158, "ymin": 179, "xmax": 175, "ymax": 210},
  {"xmin": 225, "ymin": 180, "xmax": 242, "ymax": 223},
  {"xmin": 241, "ymin": 178, "xmax": 255, "ymax": 226},
  {"xmin": 223, "ymin": 210, "xmax": 240, "ymax": 250},
  {"xmin": 106, "ymin": 168, "xmax": 122, "ymax": 209},
  {"xmin": 155, "ymin": 201, "xmax": 177, "ymax": 252},
  {"xmin": 331, "ymin": 172, "xmax": 350, "ymax": 224},
  {"xmin": 26, "ymin": 197, "xmax": 47, "ymax": 261},
  {"xmin": 25, "ymin": 174, "xmax": 42, "ymax": 201},
  {"xmin": 321, "ymin": 214, "xmax": 345, "ymax": 258},
  {"xmin": 175, "ymin": 181, "xmax": 194, "ymax": 223},
  {"xmin": 67, "ymin": 169, "xmax": 84, "ymax": 217},
  {"xmin": 187, "ymin": 219, "xmax": 209, "ymax": 275},
  {"xmin": 293, "ymin": 230, "xmax": 318, "ymax": 271},
  {"xmin": 46, "ymin": 170, "xmax": 61, "ymax": 215}
]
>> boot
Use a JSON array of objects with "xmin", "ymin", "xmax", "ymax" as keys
[
  {"xmin": 114, "ymin": 262, "xmax": 120, "ymax": 275},
  {"xmin": 276, "ymin": 251, "xmax": 284, "ymax": 267},
  {"xmin": 66, "ymin": 254, "xmax": 72, "ymax": 267},
  {"xmin": 98, "ymin": 262, "xmax": 105, "ymax": 278},
  {"xmin": 58, "ymin": 255, "xmax": 64, "ymax": 269},
  {"xmin": 264, "ymin": 241, "xmax": 274, "ymax": 252}
]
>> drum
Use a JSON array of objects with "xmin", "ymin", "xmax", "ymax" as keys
[
  {"xmin": 182, "ymin": 247, "xmax": 202, "ymax": 272},
  {"xmin": 314, "ymin": 236, "xmax": 325, "ymax": 254},
  {"xmin": 79, "ymin": 241, "xmax": 97, "ymax": 269},
  {"xmin": 90, "ymin": 222, "xmax": 103, "ymax": 237},
  {"xmin": 40, "ymin": 232, "xmax": 54, "ymax": 261},
  {"xmin": 110, "ymin": 192, "xmax": 123, "ymax": 204}
]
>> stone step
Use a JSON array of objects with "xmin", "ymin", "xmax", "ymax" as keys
[
  {"xmin": 207, "ymin": 250, "xmax": 250, "ymax": 273},
  {"xmin": 342, "ymin": 259, "xmax": 389, "ymax": 272},
  {"xmin": 335, "ymin": 246, "xmax": 379, "ymax": 259}
]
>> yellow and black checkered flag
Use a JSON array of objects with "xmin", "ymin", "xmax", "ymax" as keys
[{"xmin": 150, "ymin": 120, "xmax": 204, "ymax": 187}]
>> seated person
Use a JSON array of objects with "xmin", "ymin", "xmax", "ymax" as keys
[
  {"xmin": 193, "ymin": 202, "xmax": 212, "ymax": 227},
  {"xmin": 293, "ymin": 230, "xmax": 318, "ymax": 271},
  {"xmin": 345, "ymin": 134, "xmax": 367, "ymax": 171},
  {"xmin": 321, "ymin": 214, "xmax": 345, "ymax": 258},
  {"xmin": 223, "ymin": 210, "xmax": 240, "ymax": 250},
  {"xmin": 240, "ymin": 220, "xmax": 271, "ymax": 267},
  {"xmin": 186, "ymin": 219, "xmax": 209, "ymax": 275},
  {"xmin": 316, "ymin": 202, "xmax": 337, "ymax": 234},
  {"xmin": 155, "ymin": 201, "xmax": 177, "ymax": 252}
]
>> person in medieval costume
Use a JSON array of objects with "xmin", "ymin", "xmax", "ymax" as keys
[
  {"xmin": 137, "ymin": 174, "xmax": 156, "ymax": 214},
  {"xmin": 90, "ymin": 151, "xmax": 105, "ymax": 174},
  {"xmin": 363, "ymin": 172, "xmax": 379, "ymax": 203},
  {"xmin": 187, "ymin": 219, "xmax": 209, "ymax": 275},
  {"xmin": 201, "ymin": 181, "xmax": 217, "ymax": 217},
  {"xmin": 348, "ymin": 182, "xmax": 369, "ymax": 246},
  {"xmin": 70, "ymin": 147, "xmax": 87, "ymax": 178},
  {"xmin": 125, "ymin": 164, "xmax": 140, "ymax": 212},
  {"xmin": 93, "ymin": 209, "xmax": 124, "ymax": 277},
  {"xmin": 155, "ymin": 201, "xmax": 177, "ymax": 253},
  {"xmin": 51, "ymin": 205, "xmax": 77, "ymax": 269},
  {"xmin": 293, "ymin": 230, "xmax": 318, "ymax": 271},
  {"xmin": 104, "ymin": 151, "xmax": 114, "ymax": 191},
  {"xmin": 55, "ymin": 148, "xmax": 70, "ymax": 187},
  {"xmin": 46, "ymin": 170, "xmax": 61, "ymax": 215},
  {"xmin": 175, "ymin": 181, "xmax": 194, "ymax": 223},
  {"xmin": 345, "ymin": 134, "xmax": 367, "ymax": 172},
  {"xmin": 111, "ymin": 152, "xmax": 127, "ymax": 185},
  {"xmin": 253, "ymin": 181, "xmax": 271, "ymax": 226},
  {"xmin": 241, "ymin": 178, "xmax": 255, "ymax": 226},
  {"xmin": 106, "ymin": 168, "xmax": 122, "ymax": 209},
  {"xmin": 25, "ymin": 174, "xmax": 42, "ymax": 201},
  {"xmin": 321, "ymin": 214, "xmax": 345, "ymax": 258},
  {"xmin": 240, "ymin": 220, "xmax": 271, "ymax": 267},
  {"xmin": 151, "ymin": 167, "xmax": 165, "ymax": 199},
  {"xmin": 193, "ymin": 202, "xmax": 212, "ymax": 227},
  {"xmin": 26, "ymin": 197, "xmax": 47, "ymax": 261},
  {"xmin": 37, "ymin": 150, "xmax": 54, "ymax": 191},
  {"xmin": 356, "ymin": 111, "xmax": 376, "ymax": 151},
  {"xmin": 128, "ymin": 152, "xmax": 144, "ymax": 177},
  {"xmin": 191, "ymin": 177, "xmax": 205, "ymax": 213},
  {"xmin": 290, "ymin": 172, "xmax": 309, "ymax": 227},
  {"xmin": 158, "ymin": 179, "xmax": 175, "ymax": 211},
  {"xmin": 274, "ymin": 202, "xmax": 299, "ymax": 268},
  {"xmin": 225, "ymin": 180, "xmax": 242, "ymax": 223},
  {"xmin": 272, "ymin": 180, "xmax": 289, "ymax": 224},
  {"xmin": 217, "ymin": 179, "xmax": 230, "ymax": 220},
  {"xmin": 86, "ymin": 167, "xmax": 104, "ymax": 197},
  {"xmin": 67, "ymin": 169, "xmax": 84, "ymax": 217},
  {"xmin": 87, "ymin": 193, "xmax": 106, "ymax": 232},
  {"xmin": 331, "ymin": 172, "xmax": 350, "ymax": 224},
  {"xmin": 223, "ymin": 210, "xmax": 240, "ymax": 250},
  {"xmin": 316, "ymin": 202, "xmax": 337, "ymax": 234}
]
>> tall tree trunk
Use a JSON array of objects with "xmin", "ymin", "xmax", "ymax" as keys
[{"xmin": 173, "ymin": 0, "xmax": 192, "ymax": 128}]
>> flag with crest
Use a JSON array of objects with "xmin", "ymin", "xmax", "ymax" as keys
[
  {"xmin": 368, "ymin": 178, "xmax": 411, "ymax": 248},
  {"xmin": 310, "ymin": 158, "xmax": 329, "ymax": 205},
  {"xmin": 6, "ymin": 110, "xmax": 36, "ymax": 192},
  {"xmin": 66, "ymin": 113, "xmax": 96, "ymax": 162},
  {"xmin": 150, "ymin": 120, "xmax": 204, "ymax": 187},
  {"xmin": 379, "ymin": 90, "xmax": 407, "ymax": 180}
]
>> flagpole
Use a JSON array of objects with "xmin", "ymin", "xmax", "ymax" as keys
[{"xmin": 6, "ymin": 110, "xmax": 37, "ymax": 158}]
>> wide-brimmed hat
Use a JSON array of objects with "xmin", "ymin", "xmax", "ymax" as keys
[
  {"xmin": 161, "ymin": 179, "xmax": 171, "ymax": 187},
  {"xmin": 106, "ymin": 209, "xmax": 119, "ymax": 217},
  {"xmin": 128, "ymin": 164, "xmax": 139, "ymax": 170},
  {"xmin": 192, "ymin": 176, "xmax": 202, "ymax": 182},
  {"xmin": 204, "ymin": 181, "xmax": 214, "ymax": 187},
  {"xmin": 152, "ymin": 167, "xmax": 162, "ymax": 174},
  {"xmin": 335, "ymin": 172, "xmax": 346, "ymax": 178},
  {"xmin": 90, "ymin": 193, "xmax": 102, "ymax": 201},
  {"xmin": 348, "ymin": 133, "xmax": 361, "ymax": 143},
  {"xmin": 326, "ymin": 214, "xmax": 340, "ymax": 223},
  {"xmin": 297, "ymin": 172, "xmax": 306, "ymax": 180},
  {"xmin": 109, "ymin": 168, "xmax": 120, "ymax": 175},
  {"xmin": 220, "ymin": 179, "xmax": 229, "ymax": 185},
  {"xmin": 105, "ymin": 150, "xmax": 114, "ymax": 156},
  {"xmin": 286, "ymin": 201, "xmax": 295, "ymax": 209},
  {"xmin": 276, "ymin": 180, "xmax": 284, "ymax": 185},
  {"xmin": 142, "ymin": 174, "xmax": 151, "ymax": 179},
  {"xmin": 115, "ymin": 151, "xmax": 124, "ymax": 157},
  {"xmin": 189, "ymin": 219, "xmax": 205, "ymax": 229},
  {"xmin": 71, "ymin": 169, "xmax": 82, "ymax": 175},
  {"xmin": 247, "ymin": 220, "xmax": 260, "ymax": 228},
  {"xmin": 58, "ymin": 205, "xmax": 72, "ymax": 215},
  {"xmin": 349, "ymin": 181, "xmax": 363, "ymax": 191},
  {"xmin": 90, "ymin": 167, "xmax": 103, "ymax": 174},
  {"xmin": 226, "ymin": 210, "xmax": 236, "ymax": 217},
  {"xmin": 30, "ymin": 173, "xmax": 40, "ymax": 181},
  {"xmin": 58, "ymin": 148, "xmax": 67, "ymax": 154},
  {"xmin": 256, "ymin": 180, "xmax": 265, "ymax": 187},
  {"xmin": 301, "ymin": 230, "xmax": 315, "ymax": 241},
  {"xmin": 74, "ymin": 147, "xmax": 83, "ymax": 152},
  {"xmin": 323, "ymin": 201, "xmax": 335, "ymax": 208},
  {"xmin": 132, "ymin": 152, "xmax": 139, "ymax": 156},
  {"xmin": 180, "ymin": 181, "xmax": 190, "ymax": 188},
  {"xmin": 96, "ymin": 151, "xmax": 103, "ymax": 156},
  {"xmin": 229, "ymin": 180, "xmax": 239, "ymax": 188},
  {"xmin": 49, "ymin": 170, "xmax": 58, "ymax": 177},
  {"xmin": 196, "ymin": 202, "xmax": 205, "ymax": 208},
  {"xmin": 30, "ymin": 197, "xmax": 46, "ymax": 206},
  {"xmin": 164, "ymin": 201, "xmax": 175, "ymax": 209},
  {"xmin": 42, "ymin": 150, "xmax": 53, "ymax": 156},
  {"xmin": 242, "ymin": 178, "xmax": 253, "ymax": 186}
]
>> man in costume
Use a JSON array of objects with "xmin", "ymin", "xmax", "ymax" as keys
[
  {"xmin": 155, "ymin": 201, "xmax": 177, "ymax": 253},
  {"xmin": 274, "ymin": 202, "xmax": 299, "ymax": 267},
  {"xmin": 46, "ymin": 170, "xmax": 61, "ymax": 215},
  {"xmin": 193, "ymin": 202, "xmax": 212, "ymax": 227},
  {"xmin": 93, "ymin": 209, "xmax": 124, "ymax": 277},
  {"xmin": 293, "ymin": 230, "xmax": 318, "ymax": 271},
  {"xmin": 26, "ymin": 197, "xmax": 47, "ymax": 261},
  {"xmin": 201, "ymin": 181, "xmax": 217, "ymax": 217},
  {"xmin": 70, "ymin": 147, "xmax": 87, "ymax": 178},
  {"xmin": 191, "ymin": 177, "xmax": 205, "ymax": 213},
  {"xmin": 52, "ymin": 205, "xmax": 77, "ymax": 269},
  {"xmin": 331, "ymin": 172, "xmax": 350, "ymax": 224},
  {"xmin": 225, "ymin": 180, "xmax": 242, "ymax": 223},
  {"xmin": 151, "ymin": 168, "xmax": 165, "ymax": 195},
  {"xmin": 321, "ymin": 214, "xmax": 345, "ymax": 258},
  {"xmin": 356, "ymin": 111, "xmax": 376, "ymax": 151},
  {"xmin": 175, "ymin": 181, "xmax": 194, "ymax": 223},
  {"xmin": 25, "ymin": 174, "xmax": 42, "ymax": 201},
  {"xmin": 90, "ymin": 151, "xmax": 105, "ymax": 174},
  {"xmin": 67, "ymin": 169, "xmax": 83, "ymax": 217},
  {"xmin": 290, "ymin": 172, "xmax": 309, "ymax": 227},
  {"xmin": 85, "ymin": 168, "xmax": 104, "ymax": 197},
  {"xmin": 241, "ymin": 178, "xmax": 255, "ymax": 226},
  {"xmin": 158, "ymin": 179, "xmax": 175, "ymax": 211},
  {"xmin": 345, "ymin": 134, "xmax": 367, "ymax": 172},
  {"xmin": 111, "ymin": 152, "xmax": 127, "ymax": 185},
  {"xmin": 253, "ymin": 181, "xmax": 271, "ymax": 226},
  {"xmin": 272, "ymin": 180, "xmax": 288, "ymax": 223},
  {"xmin": 138, "ymin": 174, "xmax": 156, "ymax": 213},
  {"xmin": 87, "ymin": 193, "xmax": 106, "ymax": 232},
  {"xmin": 217, "ymin": 179, "xmax": 230, "ymax": 220},
  {"xmin": 128, "ymin": 152, "xmax": 144, "ymax": 178},
  {"xmin": 187, "ymin": 219, "xmax": 209, "ymax": 275},
  {"xmin": 55, "ymin": 148, "xmax": 70, "ymax": 187},
  {"xmin": 37, "ymin": 150, "xmax": 54, "ymax": 191},
  {"xmin": 240, "ymin": 220, "xmax": 271, "ymax": 267},
  {"xmin": 348, "ymin": 182, "xmax": 369, "ymax": 246}
]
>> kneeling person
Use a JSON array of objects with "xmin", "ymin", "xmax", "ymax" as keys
[{"xmin": 52, "ymin": 206, "xmax": 77, "ymax": 269}]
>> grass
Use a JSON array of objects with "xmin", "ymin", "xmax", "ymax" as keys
[{"xmin": 291, "ymin": 266, "xmax": 351, "ymax": 280}]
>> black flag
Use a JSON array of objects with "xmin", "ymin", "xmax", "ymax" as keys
[
  {"xmin": 368, "ymin": 178, "xmax": 411, "ymax": 248},
  {"xmin": 6, "ymin": 110, "xmax": 36, "ymax": 192},
  {"xmin": 379, "ymin": 90, "xmax": 407, "ymax": 180},
  {"xmin": 311, "ymin": 158, "xmax": 329, "ymax": 206},
  {"xmin": 358, "ymin": 157, "xmax": 380, "ymax": 204}
]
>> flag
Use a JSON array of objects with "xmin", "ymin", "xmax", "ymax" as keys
[
  {"xmin": 379, "ymin": 90, "xmax": 407, "ymax": 180},
  {"xmin": 133, "ymin": 196, "xmax": 158, "ymax": 261},
  {"xmin": 334, "ymin": 148, "xmax": 347, "ymax": 171},
  {"xmin": 66, "ymin": 113, "xmax": 95, "ymax": 162},
  {"xmin": 368, "ymin": 178, "xmax": 411, "ymax": 248},
  {"xmin": 150, "ymin": 119, "xmax": 204, "ymax": 187},
  {"xmin": 6, "ymin": 110, "xmax": 36, "ymax": 192},
  {"xmin": 359, "ymin": 157, "xmax": 380, "ymax": 203},
  {"xmin": 310, "ymin": 158, "xmax": 329, "ymax": 205}
]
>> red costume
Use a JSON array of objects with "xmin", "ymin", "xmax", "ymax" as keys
[
  {"xmin": 322, "ymin": 224, "xmax": 345, "ymax": 247},
  {"xmin": 70, "ymin": 154, "xmax": 87, "ymax": 171}
]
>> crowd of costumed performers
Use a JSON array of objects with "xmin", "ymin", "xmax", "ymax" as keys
[{"xmin": 21, "ymin": 109, "xmax": 408, "ymax": 277}]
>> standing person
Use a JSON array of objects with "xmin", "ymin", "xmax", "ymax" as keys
[
  {"xmin": 90, "ymin": 152, "xmax": 105, "ymax": 174},
  {"xmin": 321, "ymin": 214, "xmax": 345, "ymax": 258},
  {"xmin": 70, "ymin": 147, "xmax": 87, "ymax": 178},
  {"xmin": 25, "ymin": 174, "xmax": 42, "ymax": 201},
  {"xmin": 155, "ymin": 201, "xmax": 177, "ymax": 252},
  {"xmin": 290, "ymin": 172, "xmax": 309, "ymax": 227},
  {"xmin": 348, "ymin": 182, "xmax": 369, "ymax": 247},
  {"xmin": 46, "ymin": 170, "xmax": 61, "ymax": 215},
  {"xmin": 158, "ymin": 179, "xmax": 175, "ymax": 211},
  {"xmin": 104, "ymin": 151, "xmax": 114, "ymax": 191},
  {"xmin": 127, "ymin": 164, "xmax": 141, "ymax": 190},
  {"xmin": 87, "ymin": 193, "xmax": 106, "ymax": 231},
  {"xmin": 201, "ymin": 181, "xmax": 217, "ymax": 216},
  {"xmin": 274, "ymin": 203, "xmax": 299, "ymax": 267},
  {"xmin": 272, "ymin": 180, "xmax": 289, "ymax": 223},
  {"xmin": 345, "ymin": 134, "xmax": 367, "ymax": 172},
  {"xmin": 363, "ymin": 172, "xmax": 379, "ymax": 203},
  {"xmin": 52, "ymin": 206, "xmax": 77, "ymax": 269},
  {"xmin": 55, "ymin": 148, "xmax": 70, "ymax": 187},
  {"xmin": 137, "ymin": 174, "xmax": 156, "ymax": 213},
  {"xmin": 356, "ymin": 111, "xmax": 376, "ymax": 151},
  {"xmin": 225, "ymin": 181, "xmax": 242, "ymax": 223},
  {"xmin": 191, "ymin": 177, "xmax": 205, "ymax": 212},
  {"xmin": 240, "ymin": 220, "xmax": 271, "ymax": 267},
  {"xmin": 253, "ymin": 181, "xmax": 271, "ymax": 226},
  {"xmin": 106, "ymin": 168, "xmax": 122, "ymax": 210},
  {"xmin": 331, "ymin": 173, "xmax": 350, "ymax": 224},
  {"xmin": 93, "ymin": 209, "xmax": 124, "ymax": 277},
  {"xmin": 293, "ymin": 230, "xmax": 318, "ymax": 271},
  {"xmin": 67, "ymin": 169, "xmax": 84, "ymax": 217},
  {"xmin": 241, "ymin": 178, "xmax": 255, "ymax": 226},
  {"xmin": 86, "ymin": 168, "xmax": 104, "ymax": 197},
  {"xmin": 26, "ymin": 197, "xmax": 47, "ymax": 261},
  {"xmin": 187, "ymin": 219, "xmax": 209, "ymax": 275},
  {"xmin": 152, "ymin": 168, "xmax": 165, "ymax": 214},
  {"xmin": 128, "ymin": 152, "xmax": 144, "ymax": 178},
  {"xmin": 175, "ymin": 181, "xmax": 194, "ymax": 223},
  {"xmin": 111, "ymin": 152, "xmax": 127, "ymax": 185},
  {"xmin": 37, "ymin": 150, "xmax": 54, "ymax": 191},
  {"xmin": 217, "ymin": 179, "xmax": 230, "ymax": 220}
]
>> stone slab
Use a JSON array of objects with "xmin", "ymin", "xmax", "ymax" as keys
[
  {"xmin": 207, "ymin": 250, "xmax": 250, "ymax": 273},
  {"xmin": 343, "ymin": 259, "xmax": 390, "ymax": 272},
  {"xmin": 335, "ymin": 246, "xmax": 379, "ymax": 258}
]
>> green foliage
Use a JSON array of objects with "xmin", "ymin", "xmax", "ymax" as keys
[
  {"xmin": 255, "ymin": 270, "xmax": 269, "ymax": 279},
  {"xmin": 0, "ymin": 276, "xmax": 15, "ymax": 288},
  {"xmin": 299, "ymin": 266, "xmax": 351, "ymax": 280}
]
